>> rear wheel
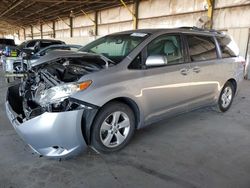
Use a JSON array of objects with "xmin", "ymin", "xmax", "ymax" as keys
[
  {"xmin": 91, "ymin": 102, "xmax": 135, "ymax": 153},
  {"xmin": 217, "ymin": 82, "xmax": 235, "ymax": 112}
]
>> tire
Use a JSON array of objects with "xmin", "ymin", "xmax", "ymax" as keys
[
  {"xmin": 91, "ymin": 102, "xmax": 135, "ymax": 153},
  {"xmin": 217, "ymin": 82, "xmax": 235, "ymax": 112}
]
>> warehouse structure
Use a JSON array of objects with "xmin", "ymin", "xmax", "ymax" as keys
[{"xmin": 0, "ymin": 0, "xmax": 249, "ymax": 59}]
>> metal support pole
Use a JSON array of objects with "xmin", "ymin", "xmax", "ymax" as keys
[
  {"xmin": 206, "ymin": 0, "xmax": 215, "ymax": 29},
  {"xmin": 81, "ymin": 10, "xmax": 97, "ymax": 36},
  {"xmin": 94, "ymin": 11, "xmax": 98, "ymax": 36},
  {"xmin": 120, "ymin": 0, "xmax": 137, "ymax": 29},
  {"xmin": 17, "ymin": 30, "xmax": 20, "ymax": 40},
  {"xmin": 70, "ymin": 16, "xmax": 73, "ymax": 38},
  {"xmin": 31, "ymin": 25, "xmax": 33, "ymax": 39},
  {"xmin": 40, "ymin": 24, "xmax": 43, "ymax": 39},
  {"xmin": 246, "ymin": 31, "xmax": 250, "ymax": 79},
  {"xmin": 52, "ymin": 21, "xmax": 56, "ymax": 38},
  {"xmin": 134, "ymin": 0, "xmax": 139, "ymax": 29},
  {"xmin": 23, "ymin": 28, "xmax": 26, "ymax": 40}
]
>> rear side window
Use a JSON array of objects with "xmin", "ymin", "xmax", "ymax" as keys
[
  {"xmin": 186, "ymin": 35, "xmax": 217, "ymax": 62},
  {"xmin": 216, "ymin": 36, "xmax": 239, "ymax": 58}
]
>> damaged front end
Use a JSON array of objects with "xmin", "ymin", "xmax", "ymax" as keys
[{"xmin": 5, "ymin": 53, "xmax": 106, "ymax": 158}]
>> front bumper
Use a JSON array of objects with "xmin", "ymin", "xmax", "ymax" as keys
[{"xmin": 5, "ymin": 94, "xmax": 88, "ymax": 159}]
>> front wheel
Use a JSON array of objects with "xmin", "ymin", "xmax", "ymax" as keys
[
  {"xmin": 91, "ymin": 102, "xmax": 135, "ymax": 153},
  {"xmin": 217, "ymin": 82, "xmax": 235, "ymax": 112}
]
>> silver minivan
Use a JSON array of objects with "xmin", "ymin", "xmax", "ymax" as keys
[{"xmin": 6, "ymin": 27, "xmax": 245, "ymax": 158}]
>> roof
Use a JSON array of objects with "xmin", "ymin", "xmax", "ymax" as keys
[
  {"xmin": 111, "ymin": 27, "xmax": 225, "ymax": 36},
  {"xmin": 23, "ymin": 39, "xmax": 65, "ymax": 43},
  {"xmin": 0, "ymin": 0, "xmax": 134, "ymax": 34}
]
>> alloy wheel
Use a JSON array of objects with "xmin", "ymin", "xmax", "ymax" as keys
[
  {"xmin": 221, "ymin": 86, "xmax": 233, "ymax": 108},
  {"xmin": 100, "ymin": 111, "xmax": 130, "ymax": 148}
]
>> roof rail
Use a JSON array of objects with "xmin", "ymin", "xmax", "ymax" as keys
[{"xmin": 178, "ymin": 26, "xmax": 222, "ymax": 34}]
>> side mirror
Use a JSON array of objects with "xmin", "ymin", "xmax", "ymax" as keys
[{"xmin": 145, "ymin": 55, "xmax": 168, "ymax": 67}]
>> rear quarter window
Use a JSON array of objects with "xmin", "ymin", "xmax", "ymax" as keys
[
  {"xmin": 186, "ymin": 35, "xmax": 218, "ymax": 62},
  {"xmin": 216, "ymin": 36, "xmax": 239, "ymax": 58}
]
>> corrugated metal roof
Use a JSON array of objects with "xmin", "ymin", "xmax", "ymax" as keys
[{"xmin": 0, "ymin": 0, "xmax": 134, "ymax": 33}]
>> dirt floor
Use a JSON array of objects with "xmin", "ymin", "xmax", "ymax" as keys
[{"xmin": 0, "ymin": 66, "xmax": 250, "ymax": 188}]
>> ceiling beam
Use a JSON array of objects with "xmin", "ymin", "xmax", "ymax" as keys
[
  {"xmin": 0, "ymin": 0, "xmax": 25, "ymax": 17},
  {"xmin": 21, "ymin": 1, "xmax": 132, "ymax": 26},
  {"xmin": 0, "ymin": 0, "xmax": 134, "ymax": 30},
  {"xmin": 23, "ymin": 2, "xmax": 62, "ymax": 18},
  {"xmin": 7, "ymin": 1, "xmax": 36, "ymax": 17}
]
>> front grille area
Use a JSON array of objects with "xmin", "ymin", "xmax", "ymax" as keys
[
  {"xmin": 22, "ymin": 99, "xmax": 45, "ymax": 120},
  {"xmin": 7, "ymin": 84, "xmax": 25, "ymax": 117},
  {"xmin": 8, "ymin": 84, "xmax": 45, "ymax": 120}
]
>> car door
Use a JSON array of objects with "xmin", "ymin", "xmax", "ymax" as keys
[
  {"xmin": 130, "ymin": 34, "xmax": 194, "ymax": 124},
  {"xmin": 185, "ymin": 34, "xmax": 221, "ymax": 109}
]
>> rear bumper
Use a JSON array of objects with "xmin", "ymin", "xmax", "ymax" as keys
[{"xmin": 5, "ymin": 87, "xmax": 88, "ymax": 159}]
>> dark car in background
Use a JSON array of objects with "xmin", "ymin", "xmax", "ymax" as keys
[
  {"xmin": 2, "ymin": 39, "xmax": 65, "ymax": 72},
  {"xmin": 14, "ymin": 44, "xmax": 83, "ymax": 71},
  {"xmin": 0, "ymin": 38, "xmax": 17, "ymax": 57},
  {"xmin": 17, "ymin": 39, "xmax": 65, "ymax": 54},
  {"xmin": 30, "ymin": 44, "xmax": 82, "ymax": 60}
]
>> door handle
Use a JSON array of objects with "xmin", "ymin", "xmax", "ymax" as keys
[
  {"xmin": 180, "ymin": 68, "xmax": 189, "ymax": 76},
  {"xmin": 193, "ymin": 66, "xmax": 201, "ymax": 73}
]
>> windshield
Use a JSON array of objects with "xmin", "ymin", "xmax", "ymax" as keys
[
  {"xmin": 0, "ymin": 39, "xmax": 15, "ymax": 46},
  {"xmin": 79, "ymin": 33, "xmax": 149, "ymax": 63}
]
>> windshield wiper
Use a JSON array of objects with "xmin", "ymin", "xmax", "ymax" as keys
[
  {"xmin": 80, "ymin": 49, "xmax": 116, "ymax": 67},
  {"xmin": 99, "ymin": 54, "xmax": 116, "ymax": 68}
]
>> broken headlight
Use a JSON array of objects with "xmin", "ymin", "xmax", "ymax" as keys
[{"xmin": 36, "ymin": 80, "xmax": 92, "ymax": 107}]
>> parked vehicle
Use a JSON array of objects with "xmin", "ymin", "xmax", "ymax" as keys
[
  {"xmin": 2, "ymin": 39, "xmax": 65, "ymax": 73},
  {"xmin": 0, "ymin": 38, "xmax": 17, "ymax": 57},
  {"xmin": 6, "ymin": 27, "xmax": 245, "ymax": 158},
  {"xmin": 17, "ymin": 39, "xmax": 65, "ymax": 53},
  {"xmin": 13, "ymin": 44, "xmax": 82, "ymax": 72}
]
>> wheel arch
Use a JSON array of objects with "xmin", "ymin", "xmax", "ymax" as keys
[
  {"xmin": 226, "ymin": 78, "xmax": 237, "ymax": 93},
  {"xmin": 105, "ymin": 97, "xmax": 141, "ymax": 129},
  {"xmin": 81, "ymin": 97, "xmax": 141, "ymax": 145}
]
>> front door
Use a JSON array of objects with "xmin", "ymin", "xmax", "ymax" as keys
[{"xmin": 134, "ymin": 34, "xmax": 193, "ymax": 124}]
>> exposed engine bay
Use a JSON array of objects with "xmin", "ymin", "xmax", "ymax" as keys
[
  {"xmin": 39, "ymin": 57, "xmax": 105, "ymax": 83},
  {"xmin": 15, "ymin": 55, "xmax": 108, "ymax": 120}
]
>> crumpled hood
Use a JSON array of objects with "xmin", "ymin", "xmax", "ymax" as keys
[{"xmin": 31, "ymin": 50, "xmax": 101, "ymax": 68}]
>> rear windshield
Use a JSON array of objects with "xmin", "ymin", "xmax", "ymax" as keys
[
  {"xmin": 40, "ymin": 41, "xmax": 64, "ymax": 48},
  {"xmin": 216, "ymin": 36, "xmax": 239, "ymax": 58},
  {"xmin": 0, "ymin": 39, "xmax": 15, "ymax": 46}
]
